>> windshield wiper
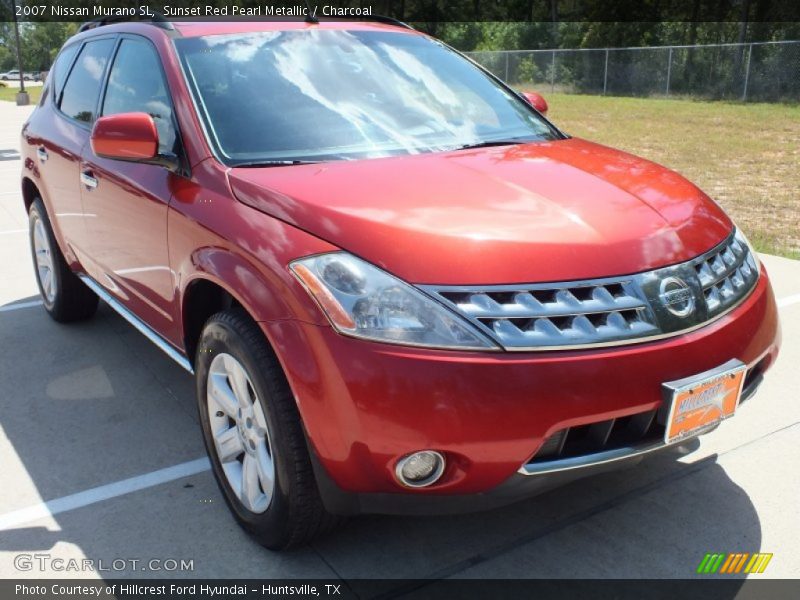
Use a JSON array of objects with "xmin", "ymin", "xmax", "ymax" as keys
[
  {"xmin": 231, "ymin": 159, "xmax": 321, "ymax": 168},
  {"xmin": 453, "ymin": 138, "xmax": 534, "ymax": 151}
]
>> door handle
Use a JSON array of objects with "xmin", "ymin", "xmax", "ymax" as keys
[
  {"xmin": 81, "ymin": 170, "xmax": 98, "ymax": 190},
  {"xmin": 37, "ymin": 147, "xmax": 48, "ymax": 163}
]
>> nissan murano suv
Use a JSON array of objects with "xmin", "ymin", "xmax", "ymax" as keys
[{"xmin": 21, "ymin": 17, "xmax": 780, "ymax": 549}]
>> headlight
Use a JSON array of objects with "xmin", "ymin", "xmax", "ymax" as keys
[
  {"xmin": 734, "ymin": 226, "xmax": 761, "ymax": 271},
  {"xmin": 290, "ymin": 252, "xmax": 497, "ymax": 350}
]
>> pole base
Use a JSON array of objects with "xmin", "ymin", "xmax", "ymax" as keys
[{"xmin": 16, "ymin": 91, "xmax": 30, "ymax": 106}]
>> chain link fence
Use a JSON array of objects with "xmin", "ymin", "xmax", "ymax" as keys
[{"xmin": 466, "ymin": 41, "xmax": 800, "ymax": 102}]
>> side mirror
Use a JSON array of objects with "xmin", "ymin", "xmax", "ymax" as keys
[
  {"xmin": 91, "ymin": 112, "xmax": 180, "ymax": 172},
  {"xmin": 91, "ymin": 112, "xmax": 159, "ymax": 160},
  {"xmin": 521, "ymin": 91, "xmax": 548, "ymax": 116}
]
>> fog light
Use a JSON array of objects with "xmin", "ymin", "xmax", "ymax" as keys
[{"xmin": 395, "ymin": 451, "xmax": 445, "ymax": 488}]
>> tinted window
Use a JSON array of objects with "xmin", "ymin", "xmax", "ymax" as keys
[
  {"xmin": 59, "ymin": 38, "xmax": 115, "ymax": 124},
  {"xmin": 102, "ymin": 39, "xmax": 176, "ymax": 154},
  {"xmin": 176, "ymin": 31, "xmax": 560, "ymax": 164},
  {"xmin": 51, "ymin": 43, "xmax": 80, "ymax": 102}
]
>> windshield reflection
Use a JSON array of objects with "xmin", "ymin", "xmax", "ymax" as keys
[{"xmin": 177, "ymin": 29, "xmax": 559, "ymax": 164}]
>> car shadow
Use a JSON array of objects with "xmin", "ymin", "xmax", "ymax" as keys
[
  {"xmin": 0, "ymin": 296, "xmax": 760, "ymax": 591},
  {"xmin": 318, "ymin": 449, "xmax": 760, "ymax": 592}
]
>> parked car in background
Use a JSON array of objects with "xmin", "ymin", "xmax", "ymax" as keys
[
  {"xmin": 20, "ymin": 17, "xmax": 780, "ymax": 550},
  {"xmin": 0, "ymin": 69, "xmax": 34, "ymax": 81}
]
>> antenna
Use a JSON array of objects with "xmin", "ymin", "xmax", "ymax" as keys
[{"xmin": 302, "ymin": 0, "xmax": 318, "ymax": 23}]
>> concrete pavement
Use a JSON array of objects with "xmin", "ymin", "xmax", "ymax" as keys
[{"xmin": 0, "ymin": 101, "xmax": 798, "ymax": 585}]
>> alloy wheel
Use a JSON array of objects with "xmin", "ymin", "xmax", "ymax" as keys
[
  {"xmin": 207, "ymin": 352, "xmax": 275, "ymax": 513},
  {"xmin": 32, "ymin": 216, "xmax": 57, "ymax": 304}
]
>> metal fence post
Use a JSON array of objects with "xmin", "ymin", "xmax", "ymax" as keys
[
  {"xmin": 504, "ymin": 52, "xmax": 510, "ymax": 82},
  {"xmin": 666, "ymin": 47, "xmax": 673, "ymax": 95},
  {"xmin": 742, "ymin": 43, "xmax": 753, "ymax": 101},
  {"xmin": 550, "ymin": 50, "xmax": 556, "ymax": 93},
  {"xmin": 603, "ymin": 48, "xmax": 609, "ymax": 95}
]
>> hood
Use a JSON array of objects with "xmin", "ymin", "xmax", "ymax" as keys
[{"xmin": 228, "ymin": 138, "xmax": 732, "ymax": 285}]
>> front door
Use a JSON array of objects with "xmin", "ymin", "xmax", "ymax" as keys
[{"xmin": 80, "ymin": 36, "xmax": 181, "ymax": 337}]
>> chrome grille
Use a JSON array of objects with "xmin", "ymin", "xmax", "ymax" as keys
[
  {"xmin": 422, "ymin": 231, "xmax": 759, "ymax": 351},
  {"xmin": 433, "ymin": 282, "xmax": 659, "ymax": 348},
  {"xmin": 693, "ymin": 235, "xmax": 758, "ymax": 315}
]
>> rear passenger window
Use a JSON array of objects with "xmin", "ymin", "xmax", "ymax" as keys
[
  {"xmin": 51, "ymin": 43, "xmax": 80, "ymax": 103},
  {"xmin": 102, "ymin": 39, "xmax": 177, "ymax": 154},
  {"xmin": 59, "ymin": 38, "xmax": 115, "ymax": 124}
]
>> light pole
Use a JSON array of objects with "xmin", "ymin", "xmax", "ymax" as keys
[{"xmin": 11, "ymin": 0, "xmax": 30, "ymax": 105}]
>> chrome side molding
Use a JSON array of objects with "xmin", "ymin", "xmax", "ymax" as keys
[
  {"xmin": 519, "ymin": 439, "xmax": 679, "ymax": 476},
  {"xmin": 78, "ymin": 274, "xmax": 194, "ymax": 374},
  {"xmin": 517, "ymin": 426, "xmax": 714, "ymax": 476}
]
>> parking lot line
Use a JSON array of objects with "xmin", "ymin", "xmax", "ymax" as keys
[
  {"xmin": 0, "ymin": 229, "xmax": 26, "ymax": 235},
  {"xmin": 0, "ymin": 457, "xmax": 210, "ymax": 531},
  {"xmin": 777, "ymin": 292, "xmax": 800, "ymax": 309}
]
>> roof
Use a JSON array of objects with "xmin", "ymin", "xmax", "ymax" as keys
[{"xmin": 170, "ymin": 19, "xmax": 416, "ymax": 38}]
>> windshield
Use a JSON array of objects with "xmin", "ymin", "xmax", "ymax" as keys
[{"xmin": 175, "ymin": 30, "xmax": 561, "ymax": 165}]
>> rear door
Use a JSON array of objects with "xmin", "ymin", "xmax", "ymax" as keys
[
  {"xmin": 26, "ymin": 38, "xmax": 115, "ymax": 262},
  {"xmin": 79, "ymin": 35, "xmax": 181, "ymax": 337}
]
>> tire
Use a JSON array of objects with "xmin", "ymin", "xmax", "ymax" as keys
[
  {"xmin": 196, "ymin": 310, "xmax": 343, "ymax": 550},
  {"xmin": 29, "ymin": 198, "xmax": 98, "ymax": 322}
]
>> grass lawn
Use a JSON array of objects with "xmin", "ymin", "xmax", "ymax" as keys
[
  {"xmin": 539, "ymin": 93, "xmax": 800, "ymax": 259},
  {"xmin": 0, "ymin": 85, "xmax": 42, "ymax": 104}
]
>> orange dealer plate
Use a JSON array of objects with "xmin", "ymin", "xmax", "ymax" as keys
[{"xmin": 662, "ymin": 359, "xmax": 747, "ymax": 444}]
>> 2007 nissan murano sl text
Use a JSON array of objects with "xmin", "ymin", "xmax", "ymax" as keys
[{"xmin": 21, "ymin": 17, "xmax": 780, "ymax": 549}]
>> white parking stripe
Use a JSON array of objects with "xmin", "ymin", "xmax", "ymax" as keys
[
  {"xmin": 0, "ymin": 458, "xmax": 210, "ymax": 531},
  {"xmin": 0, "ymin": 229, "xmax": 26, "ymax": 235},
  {"xmin": 777, "ymin": 292, "xmax": 800, "ymax": 309},
  {"xmin": 0, "ymin": 300, "xmax": 43, "ymax": 312}
]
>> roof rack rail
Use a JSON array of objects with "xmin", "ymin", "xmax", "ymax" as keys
[
  {"xmin": 75, "ymin": 14, "xmax": 411, "ymax": 35},
  {"xmin": 77, "ymin": 12, "xmax": 174, "ymax": 34}
]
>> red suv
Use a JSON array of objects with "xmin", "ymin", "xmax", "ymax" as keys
[{"xmin": 21, "ymin": 17, "xmax": 780, "ymax": 549}]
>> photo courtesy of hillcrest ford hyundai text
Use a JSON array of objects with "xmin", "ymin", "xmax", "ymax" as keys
[{"xmin": 20, "ymin": 15, "xmax": 780, "ymax": 550}]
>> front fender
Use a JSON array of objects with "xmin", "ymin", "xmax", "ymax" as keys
[
  {"xmin": 180, "ymin": 247, "xmax": 304, "ymax": 325},
  {"xmin": 168, "ymin": 171, "xmax": 338, "ymax": 349}
]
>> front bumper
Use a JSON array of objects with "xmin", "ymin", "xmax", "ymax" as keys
[{"xmin": 263, "ymin": 267, "xmax": 780, "ymax": 514}]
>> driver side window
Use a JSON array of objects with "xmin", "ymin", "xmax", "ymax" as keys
[{"xmin": 102, "ymin": 39, "xmax": 177, "ymax": 155}]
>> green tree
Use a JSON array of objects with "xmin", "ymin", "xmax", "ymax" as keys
[
  {"xmin": 0, "ymin": 44, "xmax": 14, "ymax": 71},
  {"xmin": 21, "ymin": 23, "xmax": 79, "ymax": 72}
]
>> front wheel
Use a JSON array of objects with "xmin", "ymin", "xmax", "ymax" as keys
[{"xmin": 195, "ymin": 310, "xmax": 342, "ymax": 549}]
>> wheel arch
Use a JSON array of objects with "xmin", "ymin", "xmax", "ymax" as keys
[
  {"xmin": 21, "ymin": 176, "xmax": 39, "ymax": 214},
  {"xmin": 177, "ymin": 240, "xmax": 329, "ymax": 364},
  {"xmin": 181, "ymin": 274, "xmax": 247, "ymax": 367},
  {"xmin": 21, "ymin": 175, "xmax": 74, "ymax": 265}
]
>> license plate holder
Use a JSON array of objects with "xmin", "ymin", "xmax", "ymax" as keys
[{"xmin": 662, "ymin": 359, "xmax": 747, "ymax": 444}]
